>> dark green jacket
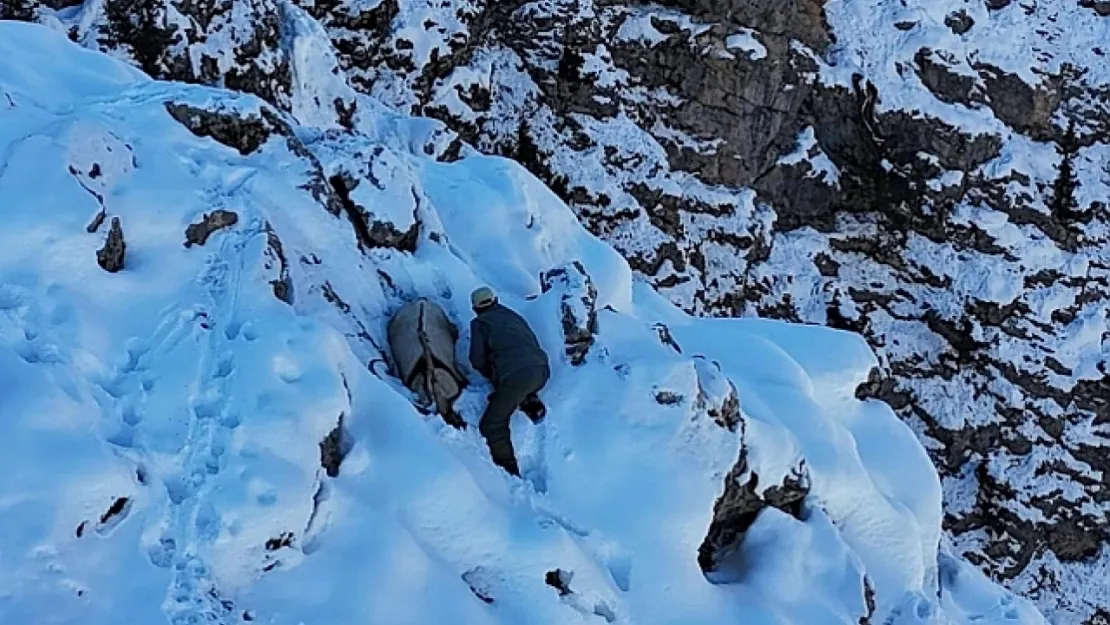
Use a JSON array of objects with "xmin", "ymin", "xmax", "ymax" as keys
[{"xmin": 469, "ymin": 303, "xmax": 549, "ymax": 384}]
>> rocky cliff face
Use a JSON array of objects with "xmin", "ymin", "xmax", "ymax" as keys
[{"xmin": 6, "ymin": 0, "xmax": 1109, "ymax": 621}]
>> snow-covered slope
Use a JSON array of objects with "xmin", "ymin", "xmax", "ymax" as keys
[
  {"xmin": 3, "ymin": 1, "xmax": 1108, "ymax": 620},
  {"xmin": 97, "ymin": 1, "xmax": 1105, "ymax": 621},
  {"xmin": 0, "ymin": 22, "xmax": 1043, "ymax": 625}
]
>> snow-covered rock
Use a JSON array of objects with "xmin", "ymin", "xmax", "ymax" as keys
[
  {"xmin": 0, "ymin": 22, "xmax": 1045, "ymax": 625},
  {"xmin": 540, "ymin": 260, "xmax": 599, "ymax": 367}
]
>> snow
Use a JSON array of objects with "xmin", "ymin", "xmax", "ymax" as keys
[
  {"xmin": 778, "ymin": 126, "xmax": 841, "ymax": 188},
  {"xmin": 821, "ymin": 0, "xmax": 1110, "ymax": 152},
  {"xmin": 0, "ymin": 21, "xmax": 1046, "ymax": 625},
  {"xmin": 724, "ymin": 29, "xmax": 767, "ymax": 61},
  {"xmin": 281, "ymin": 0, "xmax": 361, "ymax": 130},
  {"xmin": 615, "ymin": 6, "xmax": 713, "ymax": 47}
]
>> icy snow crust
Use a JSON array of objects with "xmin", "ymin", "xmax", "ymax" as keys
[{"xmin": 0, "ymin": 22, "xmax": 1041, "ymax": 625}]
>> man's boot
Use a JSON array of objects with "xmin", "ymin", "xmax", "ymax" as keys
[
  {"xmin": 486, "ymin": 436, "xmax": 521, "ymax": 477},
  {"xmin": 491, "ymin": 446, "xmax": 521, "ymax": 477}
]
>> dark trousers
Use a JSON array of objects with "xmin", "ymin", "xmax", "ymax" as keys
[{"xmin": 479, "ymin": 365, "xmax": 549, "ymax": 475}]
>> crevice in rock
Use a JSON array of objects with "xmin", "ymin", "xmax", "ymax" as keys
[
  {"xmin": 321, "ymin": 281, "xmax": 350, "ymax": 313},
  {"xmin": 1051, "ymin": 120, "xmax": 1084, "ymax": 222},
  {"xmin": 859, "ymin": 576, "xmax": 876, "ymax": 624},
  {"xmin": 264, "ymin": 224, "xmax": 293, "ymax": 304},
  {"xmin": 319, "ymin": 413, "xmax": 352, "ymax": 478},
  {"xmin": 327, "ymin": 173, "xmax": 419, "ymax": 252},
  {"xmin": 652, "ymin": 322, "xmax": 683, "ymax": 354}
]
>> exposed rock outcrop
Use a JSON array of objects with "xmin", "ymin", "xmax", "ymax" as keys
[
  {"xmin": 700, "ymin": 433, "xmax": 811, "ymax": 579},
  {"xmin": 96, "ymin": 216, "xmax": 126, "ymax": 272},
  {"xmin": 185, "ymin": 210, "xmax": 239, "ymax": 247},
  {"xmin": 166, "ymin": 103, "xmax": 276, "ymax": 156},
  {"xmin": 693, "ymin": 356, "xmax": 741, "ymax": 431},
  {"xmin": 540, "ymin": 261, "xmax": 599, "ymax": 366}
]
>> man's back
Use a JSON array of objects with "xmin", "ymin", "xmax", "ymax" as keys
[{"xmin": 470, "ymin": 303, "xmax": 549, "ymax": 383}]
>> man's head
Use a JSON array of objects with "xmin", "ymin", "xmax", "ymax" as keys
[{"xmin": 470, "ymin": 286, "xmax": 497, "ymax": 312}]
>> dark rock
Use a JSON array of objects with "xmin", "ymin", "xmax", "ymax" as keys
[
  {"xmin": 0, "ymin": 0, "xmax": 36, "ymax": 19},
  {"xmin": 1085, "ymin": 609, "xmax": 1110, "ymax": 625},
  {"xmin": 165, "ymin": 102, "xmax": 276, "ymax": 155},
  {"xmin": 91, "ymin": 0, "xmax": 295, "ymax": 110},
  {"xmin": 86, "ymin": 209, "xmax": 107, "ymax": 234},
  {"xmin": 94, "ymin": 495, "xmax": 132, "ymax": 534},
  {"xmin": 1045, "ymin": 518, "xmax": 1103, "ymax": 561},
  {"xmin": 99, "ymin": 496, "xmax": 130, "ymax": 524},
  {"xmin": 653, "ymin": 322, "xmax": 683, "ymax": 354},
  {"xmin": 96, "ymin": 0, "xmax": 179, "ymax": 78},
  {"xmin": 540, "ymin": 261, "xmax": 599, "ymax": 366},
  {"xmin": 462, "ymin": 567, "xmax": 496, "ymax": 604},
  {"xmin": 544, "ymin": 569, "xmax": 573, "ymax": 596},
  {"xmin": 700, "ymin": 432, "xmax": 810, "ymax": 578},
  {"xmin": 654, "ymin": 390, "xmax": 684, "ymax": 405},
  {"xmin": 944, "ymin": 10, "xmax": 975, "ymax": 35},
  {"xmin": 319, "ymin": 414, "xmax": 352, "ymax": 478},
  {"xmin": 814, "ymin": 252, "xmax": 840, "ymax": 277},
  {"xmin": 693, "ymin": 356, "xmax": 742, "ymax": 430},
  {"xmin": 321, "ymin": 282, "xmax": 350, "ymax": 313},
  {"xmin": 855, "ymin": 367, "xmax": 913, "ymax": 410},
  {"xmin": 922, "ymin": 309, "xmax": 989, "ymax": 361},
  {"xmin": 1080, "ymin": 0, "xmax": 1110, "ymax": 16},
  {"xmin": 985, "ymin": 0, "xmax": 1012, "ymax": 9},
  {"xmin": 334, "ymin": 97, "xmax": 357, "ymax": 130},
  {"xmin": 265, "ymin": 532, "xmax": 294, "ymax": 551},
  {"xmin": 973, "ymin": 62, "xmax": 1061, "ymax": 141},
  {"xmin": 184, "ymin": 209, "xmax": 239, "ymax": 247},
  {"xmin": 264, "ymin": 225, "xmax": 293, "ymax": 304},
  {"xmin": 860, "ymin": 576, "xmax": 876, "ymax": 624},
  {"xmin": 914, "ymin": 49, "xmax": 978, "ymax": 105},
  {"xmin": 327, "ymin": 173, "xmax": 420, "ymax": 252},
  {"xmin": 97, "ymin": 217, "xmax": 126, "ymax": 273}
]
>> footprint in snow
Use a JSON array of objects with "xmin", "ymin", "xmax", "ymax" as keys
[
  {"xmin": 518, "ymin": 415, "xmax": 549, "ymax": 493},
  {"xmin": 600, "ymin": 544, "xmax": 632, "ymax": 592},
  {"xmin": 144, "ymin": 531, "xmax": 177, "ymax": 569},
  {"xmin": 119, "ymin": 338, "xmax": 149, "ymax": 374},
  {"xmin": 0, "ymin": 283, "xmax": 25, "ymax": 310}
]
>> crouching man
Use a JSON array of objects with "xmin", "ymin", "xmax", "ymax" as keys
[{"xmin": 468, "ymin": 286, "xmax": 550, "ymax": 476}]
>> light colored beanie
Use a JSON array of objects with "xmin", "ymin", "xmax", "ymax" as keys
[{"xmin": 470, "ymin": 286, "xmax": 497, "ymax": 309}]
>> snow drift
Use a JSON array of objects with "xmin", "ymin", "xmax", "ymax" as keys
[{"xmin": 0, "ymin": 21, "xmax": 1042, "ymax": 625}]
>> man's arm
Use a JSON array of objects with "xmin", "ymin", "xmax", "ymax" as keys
[{"xmin": 469, "ymin": 320, "xmax": 491, "ymax": 378}]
